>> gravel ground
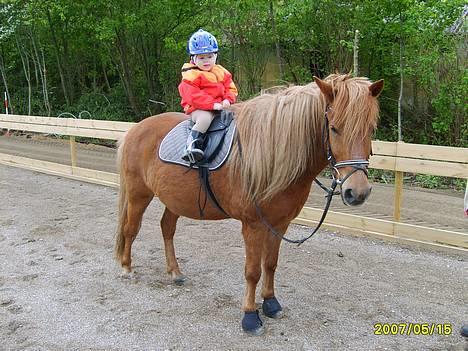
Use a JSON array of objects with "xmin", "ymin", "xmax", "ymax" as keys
[{"xmin": 1, "ymin": 164, "xmax": 467, "ymax": 351}]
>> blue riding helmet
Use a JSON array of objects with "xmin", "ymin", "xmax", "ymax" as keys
[{"xmin": 187, "ymin": 29, "xmax": 219, "ymax": 55}]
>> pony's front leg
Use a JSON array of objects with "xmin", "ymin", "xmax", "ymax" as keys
[
  {"xmin": 241, "ymin": 222, "xmax": 265, "ymax": 335},
  {"xmin": 261, "ymin": 225, "xmax": 287, "ymax": 319},
  {"xmin": 160, "ymin": 207, "xmax": 186, "ymax": 285}
]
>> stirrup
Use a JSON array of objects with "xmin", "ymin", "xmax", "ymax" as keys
[
  {"xmin": 182, "ymin": 146, "xmax": 204, "ymax": 163},
  {"xmin": 181, "ymin": 150, "xmax": 192, "ymax": 163},
  {"xmin": 189, "ymin": 149, "xmax": 204, "ymax": 162}
]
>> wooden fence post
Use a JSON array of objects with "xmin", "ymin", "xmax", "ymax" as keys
[
  {"xmin": 393, "ymin": 170, "xmax": 403, "ymax": 222},
  {"xmin": 393, "ymin": 141, "xmax": 403, "ymax": 222},
  {"xmin": 69, "ymin": 136, "xmax": 77, "ymax": 169}
]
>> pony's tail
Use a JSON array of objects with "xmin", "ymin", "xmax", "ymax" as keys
[{"xmin": 115, "ymin": 132, "xmax": 128, "ymax": 262}]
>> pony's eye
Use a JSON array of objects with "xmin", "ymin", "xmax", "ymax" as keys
[{"xmin": 330, "ymin": 126, "xmax": 339, "ymax": 134}]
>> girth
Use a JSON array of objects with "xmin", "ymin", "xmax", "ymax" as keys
[{"xmin": 191, "ymin": 110, "xmax": 234, "ymax": 218}]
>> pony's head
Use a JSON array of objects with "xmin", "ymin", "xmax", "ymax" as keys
[{"xmin": 314, "ymin": 74, "xmax": 384, "ymax": 206}]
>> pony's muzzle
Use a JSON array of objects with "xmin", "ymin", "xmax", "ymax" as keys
[{"xmin": 342, "ymin": 185, "xmax": 372, "ymax": 206}]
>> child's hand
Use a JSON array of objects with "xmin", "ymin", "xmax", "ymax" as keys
[
  {"xmin": 222, "ymin": 99, "xmax": 231, "ymax": 108},
  {"xmin": 213, "ymin": 103, "xmax": 223, "ymax": 110}
]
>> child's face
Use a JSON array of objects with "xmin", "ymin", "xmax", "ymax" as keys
[{"xmin": 193, "ymin": 53, "xmax": 217, "ymax": 71}]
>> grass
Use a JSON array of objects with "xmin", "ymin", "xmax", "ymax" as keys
[{"xmin": 321, "ymin": 168, "xmax": 465, "ymax": 192}]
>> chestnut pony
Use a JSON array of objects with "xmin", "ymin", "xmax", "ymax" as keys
[{"xmin": 115, "ymin": 74, "xmax": 384, "ymax": 335}]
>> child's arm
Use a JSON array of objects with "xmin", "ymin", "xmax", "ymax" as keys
[
  {"xmin": 222, "ymin": 71, "xmax": 238, "ymax": 104},
  {"xmin": 178, "ymin": 79, "xmax": 218, "ymax": 111}
]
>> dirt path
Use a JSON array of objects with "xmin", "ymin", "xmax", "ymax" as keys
[{"xmin": 1, "ymin": 164, "xmax": 467, "ymax": 350}]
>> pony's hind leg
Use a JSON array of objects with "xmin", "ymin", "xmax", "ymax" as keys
[
  {"xmin": 117, "ymin": 188, "xmax": 153, "ymax": 274},
  {"xmin": 160, "ymin": 207, "xmax": 185, "ymax": 285}
]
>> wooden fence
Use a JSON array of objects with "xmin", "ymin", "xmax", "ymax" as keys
[{"xmin": 1, "ymin": 114, "xmax": 467, "ymax": 253}]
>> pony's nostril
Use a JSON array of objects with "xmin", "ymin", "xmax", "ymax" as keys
[
  {"xmin": 343, "ymin": 188, "xmax": 369, "ymax": 206},
  {"xmin": 344, "ymin": 188, "xmax": 354, "ymax": 203}
]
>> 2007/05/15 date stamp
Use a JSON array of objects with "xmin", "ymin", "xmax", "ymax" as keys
[{"xmin": 374, "ymin": 323, "xmax": 452, "ymax": 336}]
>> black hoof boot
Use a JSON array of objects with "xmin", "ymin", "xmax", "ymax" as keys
[
  {"xmin": 173, "ymin": 275, "xmax": 187, "ymax": 286},
  {"xmin": 262, "ymin": 296, "xmax": 283, "ymax": 319},
  {"xmin": 241, "ymin": 310, "xmax": 264, "ymax": 335},
  {"xmin": 461, "ymin": 324, "xmax": 468, "ymax": 338}
]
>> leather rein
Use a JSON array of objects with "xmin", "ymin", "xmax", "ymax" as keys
[{"xmin": 255, "ymin": 106, "xmax": 370, "ymax": 245}]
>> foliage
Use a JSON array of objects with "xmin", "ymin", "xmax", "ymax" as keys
[
  {"xmin": 413, "ymin": 174, "xmax": 465, "ymax": 191},
  {"xmin": 0, "ymin": 0, "xmax": 465, "ymax": 145}
]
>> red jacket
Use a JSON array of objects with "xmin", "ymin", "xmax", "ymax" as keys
[{"xmin": 178, "ymin": 63, "xmax": 238, "ymax": 114}]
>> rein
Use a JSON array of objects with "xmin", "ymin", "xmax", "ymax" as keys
[{"xmin": 254, "ymin": 106, "xmax": 370, "ymax": 246}]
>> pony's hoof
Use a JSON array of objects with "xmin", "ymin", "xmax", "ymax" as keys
[
  {"xmin": 262, "ymin": 297, "xmax": 283, "ymax": 319},
  {"xmin": 120, "ymin": 270, "xmax": 137, "ymax": 280},
  {"xmin": 121, "ymin": 265, "xmax": 132, "ymax": 274},
  {"xmin": 242, "ymin": 310, "xmax": 264, "ymax": 336},
  {"xmin": 173, "ymin": 275, "xmax": 187, "ymax": 286}
]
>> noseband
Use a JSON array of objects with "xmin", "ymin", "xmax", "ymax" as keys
[{"xmin": 256, "ymin": 106, "xmax": 370, "ymax": 245}]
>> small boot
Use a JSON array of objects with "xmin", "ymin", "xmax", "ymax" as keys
[{"xmin": 182, "ymin": 130, "xmax": 206, "ymax": 163}]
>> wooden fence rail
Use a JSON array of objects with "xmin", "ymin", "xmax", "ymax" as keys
[{"xmin": 0, "ymin": 114, "xmax": 467, "ymax": 253}]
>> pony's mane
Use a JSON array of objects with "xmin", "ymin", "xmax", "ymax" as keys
[{"xmin": 229, "ymin": 74, "xmax": 379, "ymax": 204}]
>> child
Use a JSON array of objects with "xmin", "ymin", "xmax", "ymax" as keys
[{"xmin": 178, "ymin": 29, "xmax": 238, "ymax": 162}]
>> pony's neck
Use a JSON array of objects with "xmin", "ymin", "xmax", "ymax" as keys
[
  {"xmin": 304, "ymin": 132, "xmax": 329, "ymax": 183},
  {"xmin": 229, "ymin": 83, "xmax": 329, "ymax": 204}
]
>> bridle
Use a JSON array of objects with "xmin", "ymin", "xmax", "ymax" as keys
[
  {"xmin": 323, "ymin": 106, "xmax": 370, "ymax": 204},
  {"xmin": 255, "ymin": 106, "xmax": 371, "ymax": 245}
]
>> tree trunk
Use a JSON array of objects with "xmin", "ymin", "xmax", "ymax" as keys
[
  {"xmin": 114, "ymin": 29, "xmax": 140, "ymax": 118},
  {"xmin": 46, "ymin": 7, "xmax": 70, "ymax": 106},
  {"xmin": 269, "ymin": 0, "xmax": 284, "ymax": 81},
  {"xmin": 16, "ymin": 36, "xmax": 32, "ymax": 115},
  {"xmin": 135, "ymin": 31, "xmax": 165, "ymax": 115},
  {"xmin": 59, "ymin": 23, "xmax": 75, "ymax": 103},
  {"xmin": 353, "ymin": 30, "xmax": 359, "ymax": 77},
  {"xmin": 102, "ymin": 62, "xmax": 111, "ymax": 93},
  {"xmin": 30, "ymin": 33, "xmax": 40, "ymax": 90},
  {"xmin": 31, "ymin": 34, "xmax": 51, "ymax": 116},
  {"xmin": 0, "ymin": 50, "xmax": 13, "ymax": 114},
  {"xmin": 40, "ymin": 49, "xmax": 51, "ymax": 116},
  {"xmin": 398, "ymin": 12, "xmax": 404, "ymax": 142}
]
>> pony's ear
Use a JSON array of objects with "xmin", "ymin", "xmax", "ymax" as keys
[
  {"xmin": 369, "ymin": 79, "xmax": 384, "ymax": 97},
  {"xmin": 314, "ymin": 76, "xmax": 334, "ymax": 103}
]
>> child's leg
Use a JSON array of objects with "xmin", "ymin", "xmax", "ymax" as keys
[
  {"xmin": 182, "ymin": 110, "xmax": 213, "ymax": 162},
  {"xmin": 191, "ymin": 110, "xmax": 215, "ymax": 133}
]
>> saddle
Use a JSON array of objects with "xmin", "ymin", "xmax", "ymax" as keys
[
  {"xmin": 158, "ymin": 110, "xmax": 236, "ymax": 217},
  {"xmin": 159, "ymin": 110, "xmax": 236, "ymax": 170}
]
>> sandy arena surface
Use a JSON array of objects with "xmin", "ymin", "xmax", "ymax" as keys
[{"xmin": 1, "ymin": 164, "xmax": 467, "ymax": 351}]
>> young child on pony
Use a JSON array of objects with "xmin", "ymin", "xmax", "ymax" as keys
[{"xmin": 178, "ymin": 29, "xmax": 238, "ymax": 162}]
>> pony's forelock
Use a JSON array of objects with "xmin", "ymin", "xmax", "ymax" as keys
[{"xmin": 326, "ymin": 74, "xmax": 379, "ymax": 146}]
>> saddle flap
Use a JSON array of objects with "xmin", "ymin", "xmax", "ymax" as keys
[
  {"xmin": 204, "ymin": 110, "xmax": 234, "ymax": 162},
  {"xmin": 207, "ymin": 110, "xmax": 234, "ymax": 133}
]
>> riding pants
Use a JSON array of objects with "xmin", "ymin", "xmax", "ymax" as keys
[{"xmin": 190, "ymin": 110, "xmax": 215, "ymax": 133}]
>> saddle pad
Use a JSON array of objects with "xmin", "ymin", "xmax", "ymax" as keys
[{"xmin": 158, "ymin": 119, "xmax": 236, "ymax": 170}]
